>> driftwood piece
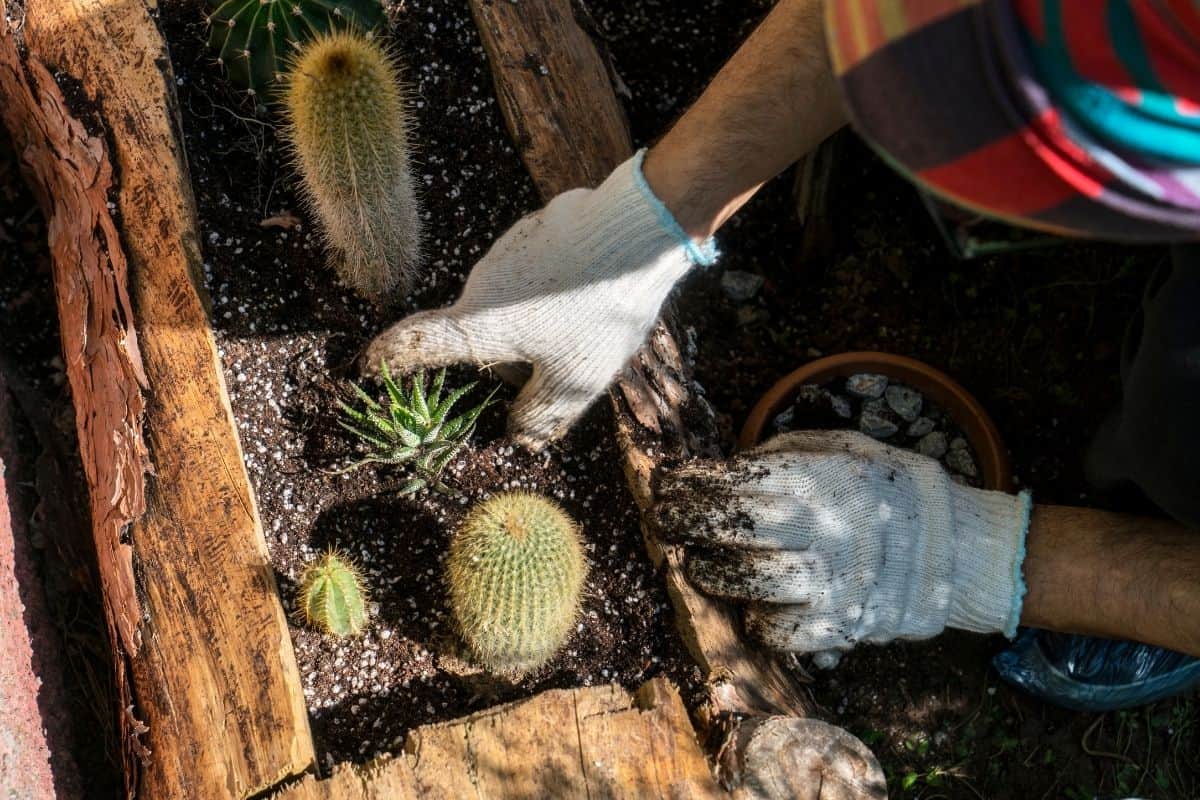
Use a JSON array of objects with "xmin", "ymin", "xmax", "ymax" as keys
[
  {"xmin": 0, "ymin": 0, "xmax": 316, "ymax": 796},
  {"xmin": 468, "ymin": 0, "xmax": 810, "ymax": 719},
  {"xmin": 273, "ymin": 678, "xmax": 723, "ymax": 799},
  {"xmin": 724, "ymin": 717, "xmax": 886, "ymax": 800}
]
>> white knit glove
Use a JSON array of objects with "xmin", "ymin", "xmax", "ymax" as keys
[
  {"xmin": 654, "ymin": 430, "xmax": 1032, "ymax": 664},
  {"xmin": 363, "ymin": 150, "xmax": 715, "ymax": 448}
]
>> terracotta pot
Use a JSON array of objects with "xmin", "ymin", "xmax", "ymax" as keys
[{"xmin": 739, "ymin": 352, "xmax": 1013, "ymax": 492}]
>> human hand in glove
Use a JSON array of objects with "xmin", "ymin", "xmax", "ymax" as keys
[
  {"xmin": 653, "ymin": 430, "xmax": 1032, "ymax": 665},
  {"xmin": 363, "ymin": 150, "xmax": 715, "ymax": 450}
]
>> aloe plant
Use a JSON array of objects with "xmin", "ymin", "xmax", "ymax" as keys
[{"xmin": 337, "ymin": 363, "xmax": 495, "ymax": 495}]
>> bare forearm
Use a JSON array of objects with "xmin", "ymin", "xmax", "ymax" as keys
[
  {"xmin": 1021, "ymin": 504, "xmax": 1200, "ymax": 657},
  {"xmin": 643, "ymin": 0, "xmax": 845, "ymax": 241}
]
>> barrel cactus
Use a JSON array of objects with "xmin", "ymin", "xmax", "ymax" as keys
[
  {"xmin": 205, "ymin": 0, "xmax": 384, "ymax": 97},
  {"xmin": 283, "ymin": 30, "xmax": 422, "ymax": 301},
  {"xmin": 447, "ymin": 493, "xmax": 588, "ymax": 674},
  {"xmin": 298, "ymin": 550, "xmax": 368, "ymax": 637}
]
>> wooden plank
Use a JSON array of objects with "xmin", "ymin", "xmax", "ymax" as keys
[
  {"xmin": 273, "ymin": 678, "xmax": 723, "ymax": 799},
  {"xmin": 467, "ymin": 0, "xmax": 810, "ymax": 720},
  {"xmin": 0, "ymin": 0, "xmax": 317, "ymax": 795},
  {"xmin": 468, "ymin": 0, "xmax": 632, "ymax": 199},
  {"xmin": 0, "ymin": 15, "xmax": 145, "ymax": 792}
]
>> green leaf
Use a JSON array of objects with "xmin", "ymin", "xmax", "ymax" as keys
[
  {"xmin": 351, "ymin": 381, "xmax": 383, "ymax": 411},
  {"xmin": 397, "ymin": 478, "xmax": 426, "ymax": 495},
  {"xmin": 337, "ymin": 420, "xmax": 393, "ymax": 450},
  {"xmin": 338, "ymin": 400, "xmax": 368, "ymax": 424},
  {"xmin": 427, "ymin": 368, "xmax": 446, "ymax": 413},
  {"xmin": 432, "ymin": 382, "xmax": 476, "ymax": 422},
  {"xmin": 901, "ymin": 773, "xmax": 919, "ymax": 791},
  {"xmin": 410, "ymin": 370, "xmax": 430, "ymax": 419},
  {"xmin": 395, "ymin": 427, "xmax": 422, "ymax": 449},
  {"xmin": 381, "ymin": 365, "xmax": 406, "ymax": 411}
]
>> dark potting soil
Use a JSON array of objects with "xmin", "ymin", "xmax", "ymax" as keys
[{"xmin": 158, "ymin": 0, "xmax": 703, "ymax": 768}]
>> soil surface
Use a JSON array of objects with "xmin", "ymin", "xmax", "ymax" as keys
[
  {"xmin": 1, "ymin": 0, "xmax": 1195, "ymax": 796},
  {"xmin": 159, "ymin": 0, "xmax": 702, "ymax": 769}
]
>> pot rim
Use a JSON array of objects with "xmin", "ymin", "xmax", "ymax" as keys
[{"xmin": 738, "ymin": 351, "xmax": 1014, "ymax": 492}]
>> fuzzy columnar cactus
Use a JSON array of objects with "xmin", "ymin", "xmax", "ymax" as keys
[
  {"xmin": 298, "ymin": 550, "xmax": 368, "ymax": 637},
  {"xmin": 447, "ymin": 492, "xmax": 588, "ymax": 674},
  {"xmin": 206, "ymin": 0, "xmax": 384, "ymax": 97},
  {"xmin": 284, "ymin": 30, "xmax": 422, "ymax": 301}
]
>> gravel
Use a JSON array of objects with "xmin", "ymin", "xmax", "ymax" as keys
[
  {"xmin": 916, "ymin": 431, "xmax": 948, "ymax": 459},
  {"xmin": 720, "ymin": 269, "xmax": 765, "ymax": 302},
  {"xmin": 775, "ymin": 377, "xmax": 983, "ymax": 486},
  {"xmin": 884, "ymin": 385, "xmax": 922, "ymax": 422},
  {"xmin": 846, "ymin": 372, "xmax": 888, "ymax": 399}
]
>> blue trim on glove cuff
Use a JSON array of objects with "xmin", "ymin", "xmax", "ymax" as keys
[
  {"xmin": 631, "ymin": 149, "xmax": 719, "ymax": 267},
  {"xmin": 1005, "ymin": 490, "xmax": 1034, "ymax": 639}
]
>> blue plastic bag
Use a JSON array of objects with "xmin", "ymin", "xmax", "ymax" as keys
[{"xmin": 994, "ymin": 628, "xmax": 1200, "ymax": 712}]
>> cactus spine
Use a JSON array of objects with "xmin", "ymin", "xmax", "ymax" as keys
[
  {"xmin": 284, "ymin": 30, "xmax": 422, "ymax": 300},
  {"xmin": 299, "ymin": 550, "xmax": 368, "ymax": 637},
  {"xmin": 447, "ymin": 493, "xmax": 587, "ymax": 674},
  {"xmin": 206, "ymin": 0, "xmax": 384, "ymax": 97}
]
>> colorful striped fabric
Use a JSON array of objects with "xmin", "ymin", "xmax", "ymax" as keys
[{"xmin": 825, "ymin": 0, "xmax": 1200, "ymax": 241}]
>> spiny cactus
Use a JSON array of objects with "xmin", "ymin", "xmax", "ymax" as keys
[
  {"xmin": 298, "ymin": 550, "xmax": 368, "ymax": 637},
  {"xmin": 283, "ymin": 30, "xmax": 422, "ymax": 301},
  {"xmin": 205, "ymin": 0, "xmax": 384, "ymax": 98},
  {"xmin": 337, "ymin": 363, "xmax": 496, "ymax": 495},
  {"xmin": 447, "ymin": 492, "xmax": 588, "ymax": 674}
]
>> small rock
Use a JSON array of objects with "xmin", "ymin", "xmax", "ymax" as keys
[
  {"xmin": 884, "ymin": 385, "xmax": 923, "ymax": 422},
  {"xmin": 846, "ymin": 373, "xmax": 888, "ymax": 399},
  {"xmin": 772, "ymin": 406, "xmax": 795, "ymax": 431},
  {"xmin": 859, "ymin": 410, "xmax": 898, "ymax": 439},
  {"xmin": 735, "ymin": 306, "xmax": 770, "ymax": 327},
  {"xmin": 720, "ymin": 270, "xmax": 765, "ymax": 302},
  {"xmin": 916, "ymin": 431, "xmax": 948, "ymax": 459},
  {"xmin": 907, "ymin": 416, "xmax": 935, "ymax": 437},
  {"xmin": 946, "ymin": 447, "xmax": 979, "ymax": 478},
  {"xmin": 829, "ymin": 394, "xmax": 853, "ymax": 419},
  {"xmin": 950, "ymin": 436, "xmax": 970, "ymax": 451},
  {"xmin": 797, "ymin": 384, "xmax": 824, "ymax": 404}
]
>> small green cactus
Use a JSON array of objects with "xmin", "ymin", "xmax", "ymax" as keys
[
  {"xmin": 283, "ymin": 30, "xmax": 422, "ymax": 300},
  {"xmin": 447, "ymin": 492, "xmax": 588, "ymax": 674},
  {"xmin": 337, "ymin": 363, "xmax": 496, "ymax": 495},
  {"xmin": 205, "ymin": 0, "xmax": 384, "ymax": 98},
  {"xmin": 298, "ymin": 550, "xmax": 368, "ymax": 637}
]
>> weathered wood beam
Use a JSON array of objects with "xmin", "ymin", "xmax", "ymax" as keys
[
  {"xmin": 0, "ymin": 0, "xmax": 316, "ymax": 795},
  {"xmin": 273, "ymin": 678, "xmax": 723, "ymax": 799},
  {"xmin": 467, "ymin": 0, "xmax": 810, "ymax": 720}
]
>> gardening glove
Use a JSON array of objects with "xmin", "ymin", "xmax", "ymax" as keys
[
  {"xmin": 363, "ymin": 150, "xmax": 716, "ymax": 449},
  {"xmin": 653, "ymin": 430, "xmax": 1032, "ymax": 666}
]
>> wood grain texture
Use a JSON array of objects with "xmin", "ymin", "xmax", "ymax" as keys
[
  {"xmin": 273, "ymin": 678, "xmax": 723, "ymax": 799},
  {"xmin": 468, "ymin": 0, "xmax": 632, "ymax": 198},
  {"xmin": 467, "ymin": 0, "xmax": 811, "ymax": 720},
  {"xmin": 0, "ymin": 12, "xmax": 148, "ymax": 792},
  {"xmin": 3, "ymin": 0, "xmax": 316, "ymax": 795}
]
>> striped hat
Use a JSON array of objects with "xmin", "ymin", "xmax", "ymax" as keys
[{"xmin": 825, "ymin": 0, "xmax": 1200, "ymax": 241}]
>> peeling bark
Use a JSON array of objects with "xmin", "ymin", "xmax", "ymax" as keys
[{"xmin": 0, "ymin": 14, "xmax": 148, "ymax": 791}]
